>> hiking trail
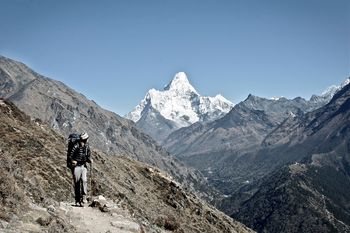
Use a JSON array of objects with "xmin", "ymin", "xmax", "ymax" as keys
[{"xmin": 60, "ymin": 200, "xmax": 141, "ymax": 233}]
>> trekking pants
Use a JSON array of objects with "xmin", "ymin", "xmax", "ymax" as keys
[{"xmin": 73, "ymin": 165, "xmax": 88, "ymax": 203}]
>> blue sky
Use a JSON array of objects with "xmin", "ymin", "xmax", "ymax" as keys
[{"xmin": 0, "ymin": 0, "xmax": 349, "ymax": 115}]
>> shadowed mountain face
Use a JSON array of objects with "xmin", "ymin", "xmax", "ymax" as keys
[
  {"xmin": 0, "ymin": 99, "xmax": 253, "ymax": 233},
  {"xmin": 218, "ymin": 83, "xmax": 350, "ymax": 232},
  {"xmin": 163, "ymin": 94, "xmax": 322, "ymax": 172},
  {"xmin": 135, "ymin": 105, "xmax": 179, "ymax": 142},
  {"xmin": 225, "ymin": 165, "xmax": 350, "ymax": 233},
  {"xmin": 163, "ymin": 78, "xmax": 347, "ymax": 166},
  {"xmin": 0, "ymin": 55, "xmax": 217, "ymax": 200}
]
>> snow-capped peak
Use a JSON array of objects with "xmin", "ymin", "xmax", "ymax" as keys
[
  {"xmin": 270, "ymin": 96, "xmax": 283, "ymax": 101},
  {"xmin": 126, "ymin": 72, "xmax": 234, "ymax": 128},
  {"xmin": 321, "ymin": 85, "xmax": 339, "ymax": 96},
  {"xmin": 341, "ymin": 77, "xmax": 350, "ymax": 88},
  {"xmin": 214, "ymin": 94, "xmax": 229, "ymax": 102},
  {"xmin": 310, "ymin": 77, "xmax": 350, "ymax": 106},
  {"xmin": 321, "ymin": 77, "xmax": 350, "ymax": 97},
  {"xmin": 164, "ymin": 72, "xmax": 198, "ymax": 94}
]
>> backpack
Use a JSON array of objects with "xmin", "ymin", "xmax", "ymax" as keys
[{"xmin": 67, "ymin": 133, "xmax": 80, "ymax": 169}]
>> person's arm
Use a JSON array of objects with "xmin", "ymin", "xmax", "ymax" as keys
[{"xmin": 71, "ymin": 144, "xmax": 78, "ymax": 166}]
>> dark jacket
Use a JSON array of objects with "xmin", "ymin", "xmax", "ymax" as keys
[{"xmin": 70, "ymin": 143, "xmax": 91, "ymax": 166}]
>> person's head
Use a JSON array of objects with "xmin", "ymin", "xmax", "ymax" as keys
[{"xmin": 80, "ymin": 132, "xmax": 89, "ymax": 145}]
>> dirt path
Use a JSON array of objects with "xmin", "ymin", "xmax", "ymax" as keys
[
  {"xmin": 60, "ymin": 201, "xmax": 141, "ymax": 233},
  {"xmin": 0, "ymin": 199, "xmax": 143, "ymax": 233}
]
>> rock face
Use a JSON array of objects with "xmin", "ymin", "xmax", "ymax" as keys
[
  {"xmin": 0, "ymin": 55, "xmax": 214, "ymax": 200},
  {"xmin": 126, "ymin": 72, "xmax": 233, "ymax": 142},
  {"xmin": 0, "ymin": 100, "xmax": 254, "ymax": 233}
]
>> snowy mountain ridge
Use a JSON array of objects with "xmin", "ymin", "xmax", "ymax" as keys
[
  {"xmin": 322, "ymin": 77, "xmax": 350, "ymax": 96},
  {"xmin": 310, "ymin": 77, "xmax": 350, "ymax": 105},
  {"xmin": 126, "ymin": 72, "xmax": 233, "ymax": 129}
]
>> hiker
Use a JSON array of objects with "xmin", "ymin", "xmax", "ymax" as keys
[{"xmin": 69, "ymin": 132, "xmax": 92, "ymax": 206}]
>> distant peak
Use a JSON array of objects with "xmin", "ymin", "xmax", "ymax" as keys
[
  {"xmin": 270, "ymin": 96, "xmax": 284, "ymax": 101},
  {"xmin": 246, "ymin": 94, "xmax": 257, "ymax": 100},
  {"xmin": 174, "ymin": 72, "xmax": 189, "ymax": 82},
  {"xmin": 320, "ymin": 78, "xmax": 350, "ymax": 97},
  {"xmin": 214, "ymin": 94, "xmax": 225, "ymax": 99},
  {"xmin": 341, "ymin": 77, "xmax": 350, "ymax": 88},
  {"xmin": 244, "ymin": 94, "xmax": 271, "ymax": 103},
  {"xmin": 321, "ymin": 85, "xmax": 339, "ymax": 96},
  {"xmin": 164, "ymin": 72, "xmax": 198, "ymax": 93}
]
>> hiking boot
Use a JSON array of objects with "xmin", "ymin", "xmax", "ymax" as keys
[{"xmin": 81, "ymin": 195, "xmax": 87, "ymax": 204}]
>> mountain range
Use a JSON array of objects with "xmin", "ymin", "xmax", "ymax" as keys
[
  {"xmin": 126, "ymin": 72, "xmax": 233, "ymax": 142},
  {"xmin": 137, "ymin": 72, "xmax": 350, "ymax": 232},
  {"xmin": 163, "ymin": 79, "xmax": 349, "ymax": 185},
  {"xmin": 222, "ymin": 81, "xmax": 350, "ymax": 232},
  {"xmin": 1, "ymin": 54, "xmax": 349, "ymax": 232}
]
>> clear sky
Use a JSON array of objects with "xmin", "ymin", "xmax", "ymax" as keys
[{"xmin": 0, "ymin": 0, "xmax": 349, "ymax": 115}]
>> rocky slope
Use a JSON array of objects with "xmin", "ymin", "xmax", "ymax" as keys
[
  {"xmin": 0, "ymin": 55, "xmax": 216, "ymax": 200},
  {"xmin": 163, "ymin": 94, "xmax": 318, "ymax": 170},
  {"xmin": 126, "ymin": 72, "xmax": 233, "ymax": 142},
  {"xmin": 0, "ymin": 99, "xmax": 253, "ymax": 233},
  {"xmin": 218, "ymin": 82, "xmax": 350, "ymax": 232},
  {"xmin": 225, "ymin": 164, "xmax": 350, "ymax": 233}
]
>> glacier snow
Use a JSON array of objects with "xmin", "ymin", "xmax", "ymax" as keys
[{"xmin": 126, "ymin": 72, "xmax": 234, "ymax": 128}]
